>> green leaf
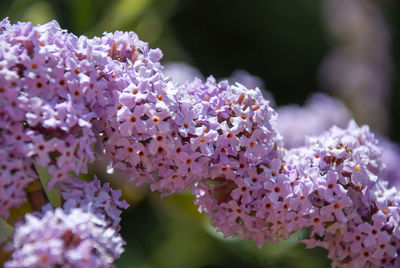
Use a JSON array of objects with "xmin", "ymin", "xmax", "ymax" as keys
[
  {"xmin": 35, "ymin": 164, "xmax": 60, "ymax": 208},
  {"xmin": 0, "ymin": 218, "xmax": 13, "ymax": 244}
]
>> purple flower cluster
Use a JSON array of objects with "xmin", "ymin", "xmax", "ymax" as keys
[
  {"xmin": 0, "ymin": 18, "xmax": 98, "ymax": 218},
  {"xmin": 59, "ymin": 177, "xmax": 129, "ymax": 231},
  {"xmin": 1, "ymin": 18, "xmax": 400, "ymax": 267},
  {"xmin": 97, "ymin": 59, "xmax": 281, "ymax": 195},
  {"xmin": 5, "ymin": 207, "xmax": 125, "ymax": 268},
  {"xmin": 0, "ymin": 17, "xmax": 160, "ymax": 216},
  {"xmin": 163, "ymin": 62, "xmax": 204, "ymax": 85},
  {"xmin": 320, "ymin": 0, "xmax": 392, "ymax": 133},
  {"xmin": 277, "ymin": 93, "xmax": 351, "ymax": 148},
  {"xmin": 380, "ymin": 138, "xmax": 400, "ymax": 189},
  {"xmin": 193, "ymin": 121, "xmax": 400, "ymax": 267},
  {"xmin": 0, "ymin": 18, "xmax": 134, "ymax": 265},
  {"xmin": 287, "ymin": 121, "xmax": 400, "ymax": 267}
]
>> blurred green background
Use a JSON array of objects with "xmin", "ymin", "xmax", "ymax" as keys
[{"xmin": 1, "ymin": 0, "xmax": 399, "ymax": 267}]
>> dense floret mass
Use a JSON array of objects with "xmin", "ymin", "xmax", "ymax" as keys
[
  {"xmin": 1, "ymin": 18, "xmax": 400, "ymax": 268},
  {"xmin": 0, "ymin": 19, "xmax": 96, "ymax": 217},
  {"xmin": 97, "ymin": 64, "xmax": 282, "ymax": 196},
  {"xmin": 5, "ymin": 208, "xmax": 125, "ymax": 268},
  {"xmin": 286, "ymin": 121, "xmax": 400, "ymax": 267},
  {"xmin": 188, "ymin": 78, "xmax": 286, "ymax": 246},
  {"xmin": 0, "ymin": 17, "xmax": 160, "ymax": 217},
  {"xmin": 277, "ymin": 93, "xmax": 351, "ymax": 148},
  {"xmin": 59, "ymin": 177, "xmax": 129, "ymax": 231},
  {"xmin": 194, "ymin": 121, "xmax": 400, "ymax": 267}
]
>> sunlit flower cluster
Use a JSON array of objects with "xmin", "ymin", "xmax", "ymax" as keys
[
  {"xmin": 193, "ymin": 121, "xmax": 400, "ymax": 267},
  {"xmin": 288, "ymin": 122, "xmax": 400, "ymax": 267},
  {"xmin": 0, "ymin": 19, "xmax": 98, "ymax": 218},
  {"xmin": 0, "ymin": 18, "xmax": 399, "ymax": 267}
]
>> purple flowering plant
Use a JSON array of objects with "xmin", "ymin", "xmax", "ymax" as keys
[{"xmin": 0, "ymin": 18, "xmax": 399, "ymax": 267}]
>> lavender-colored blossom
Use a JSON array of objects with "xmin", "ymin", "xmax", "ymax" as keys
[
  {"xmin": 277, "ymin": 93, "xmax": 351, "ymax": 148},
  {"xmin": 97, "ymin": 60, "xmax": 281, "ymax": 196},
  {"xmin": 59, "ymin": 177, "xmax": 129, "ymax": 231},
  {"xmin": 163, "ymin": 62, "xmax": 204, "ymax": 85},
  {"xmin": 227, "ymin": 70, "xmax": 264, "ymax": 91},
  {"xmin": 286, "ymin": 121, "xmax": 400, "ymax": 267},
  {"xmin": 0, "ymin": 18, "xmax": 99, "ymax": 217},
  {"xmin": 226, "ymin": 70, "xmax": 275, "ymax": 107},
  {"xmin": 5, "ymin": 208, "xmax": 125, "ymax": 268},
  {"xmin": 187, "ymin": 78, "xmax": 287, "ymax": 247},
  {"xmin": 0, "ymin": 18, "xmax": 166, "ymax": 216},
  {"xmin": 0, "ymin": 148, "xmax": 36, "ymax": 219},
  {"xmin": 193, "ymin": 118, "xmax": 400, "ymax": 266},
  {"xmin": 320, "ymin": 0, "xmax": 392, "ymax": 133},
  {"xmin": 2, "ymin": 17, "xmax": 400, "ymax": 268},
  {"xmin": 379, "ymin": 137, "xmax": 400, "ymax": 189},
  {"xmin": 164, "ymin": 63, "xmax": 275, "ymax": 105}
]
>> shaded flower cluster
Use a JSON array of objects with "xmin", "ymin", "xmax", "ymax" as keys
[
  {"xmin": 164, "ymin": 62, "xmax": 204, "ymax": 85},
  {"xmin": 194, "ymin": 121, "xmax": 400, "ymax": 267},
  {"xmin": 277, "ymin": 93, "xmax": 351, "ymax": 148},
  {"xmin": 275, "ymin": 91, "xmax": 400, "ymax": 189},
  {"xmin": 320, "ymin": 0, "xmax": 392, "ymax": 132},
  {"xmin": 380, "ymin": 139, "xmax": 400, "ymax": 189},
  {"xmin": 5, "ymin": 208, "xmax": 125, "ymax": 268},
  {"xmin": 276, "ymin": 92, "xmax": 400, "ymax": 189},
  {"xmin": 59, "ymin": 177, "xmax": 129, "ymax": 231},
  {"xmin": 287, "ymin": 121, "xmax": 400, "ymax": 267}
]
